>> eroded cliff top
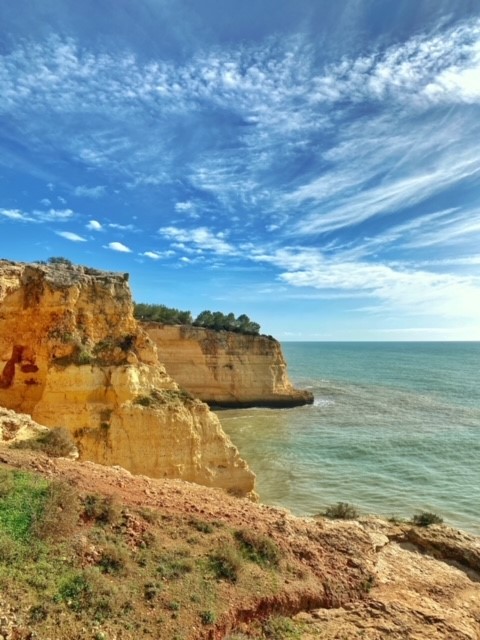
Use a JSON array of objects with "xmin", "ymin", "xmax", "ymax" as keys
[{"xmin": 0, "ymin": 445, "xmax": 478, "ymax": 640}]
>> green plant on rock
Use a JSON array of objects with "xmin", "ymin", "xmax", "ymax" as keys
[
  {"xmin": 411, "ymin": 511, "xmax": 443, "ymax": 527},
  {"xmin": 322, "ymin": 502, "xmax": 359, "ymax": 520}
]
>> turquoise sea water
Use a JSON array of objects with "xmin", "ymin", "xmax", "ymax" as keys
[{"xmin": 218, "ymin": 342, "xmax": 480, "ymax": 534}]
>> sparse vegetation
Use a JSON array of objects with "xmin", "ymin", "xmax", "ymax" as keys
[
  {"xmin": 209, "ymin": 545, "xmax": 243, "ymax": 582},
  {"xmin": 322, "ymin": 502, "xmax": 359, "ymax": 520},
  {"xmin": 13, "ymin": 427, "xmax": 76, "ymax": 458},
  {"xmin": 0, "ymin": 462, "xmax": 373, "ymax": 639},
  {"xmin": 83, "ymin": 494, "xmax": 119, "ymax": 524},
  {"xmin": 261, "ymin": 616, "xmax": 304, "ymax": 639},
  {"xmin": 234, "ymin": 529, "xmax": 281, "ymax": 567},
  {"xmin": 47, "ymin": 257, "xmax": 73, "ymax": 267},
  {"xmin": 412, "ymin": 511, "xmax": 444, "ymax": 527},
  {"xmin": 133, "ymin": 388, "xmax": 195, "ymax": 407}
]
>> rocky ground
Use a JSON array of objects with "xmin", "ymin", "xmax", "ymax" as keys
[{"xmin": 0, "ymin": 441, "xmax": 478, "ymax": 639}]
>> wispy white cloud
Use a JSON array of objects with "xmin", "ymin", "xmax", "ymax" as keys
[
  {"xmin": 35, "ymin": 208, "xmax": 75, "ymax": 222},
  {"xmin": 159, "ymin": 226, "xmax": 236, "ymax": 255},
  {"xmin": 0, "ymin": 207, "xmax": 74, "ymax": 224},
  {"xmin": 141, "ymin": 250, "xmax": 175, "ymax": 260},
  {"xmin": 108, "ymin": 223, "xmax": 136, "ymax": 231},
  {"xmin": 1, "ymin": 19, "xmax": 479, "ymax": 221},
  {"xmin": 74, "ymin": 185, "xmax": 106, "ymax": 198},
  {"xmin": 105, "ymin": 241, "xmax": 132, "ymax": 253},
  {"xmin": 0, "ymin": 208, "xmax": 33, "ymax": 221},
  {"xmin": 250, "ymin": 246, "xmax": 480, "ymax": 320},
  {"xmin": 142, "ymin": 251, "xmax": 162, "ymax": 260},
  {"xmin": 56, "ymin": 230, "xmax": 87, "ymax": 242}
]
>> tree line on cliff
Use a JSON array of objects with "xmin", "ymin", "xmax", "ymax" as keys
[
  {"xmin": 134, "ymin": 303, "xmax": 261, "ymax": 336},
  {"xmin": 38, "ymin": 258, "xmax": 263, "ymax": 337}
]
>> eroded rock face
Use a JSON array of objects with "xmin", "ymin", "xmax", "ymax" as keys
[
  {"xmin": 0, "ymin": 260, "xmax": 255, "ymax": 496},
  {"xmin": 143, "ymin": 323, "xmax": 314, "ymax": 408}
]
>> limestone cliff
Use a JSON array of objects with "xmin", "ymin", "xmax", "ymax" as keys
[
  {"xmin": 0, "ymin": 260, "xmax": 255, "ymax": 496},
  {"xmin": 143, "ymin": 323, "xmax": 314, "ymax": 408}
]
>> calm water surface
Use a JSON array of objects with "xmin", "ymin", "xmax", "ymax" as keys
[{"xmin": 218, "ymin": 342, "xmax": 480, "ymax": 533}]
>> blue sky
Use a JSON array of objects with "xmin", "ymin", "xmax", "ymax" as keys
[{"xmin": 1, "ymin": 0, "xmax": 480, "ymax": 341}]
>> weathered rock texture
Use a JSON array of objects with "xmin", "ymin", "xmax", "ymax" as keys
[
  {"xmin": 143, "ymin": 323, "xmax": 314, "ymax": 408},
  {"xmin": 0, "ymin": 260, "xmax": 255, "ymax": 496},
  {"xmin": 0, "ymin": 406, "xmax": 49, "ymax": 443}
]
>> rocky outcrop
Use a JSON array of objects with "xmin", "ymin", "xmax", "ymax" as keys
[
  {"xmin": 0, "ymin": 260, "xmax": 255, "ymax": 496},
  {"xmin": 143, "ymin": 323, "xmax": 314, "ymax": 408},
  {"xmin": 297, "ymin": 517, "xmax": 480, "ymax": 639},
  {"xmin": 0, "ymin": 406, "xmax": 49, "ymax": 443}
]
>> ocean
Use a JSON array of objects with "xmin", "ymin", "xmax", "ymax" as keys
[{"xmin": 217, "ymin": 342, "xmax": 480, "ymax": 534}]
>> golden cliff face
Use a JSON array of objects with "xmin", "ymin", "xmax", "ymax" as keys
[
  {"xmin": 143, "ymin": 323, "xmax": 314, "ymax": 408},
  {"xmin": 0, "ymin": 260, "xmax": 255, "ymax": 497}
]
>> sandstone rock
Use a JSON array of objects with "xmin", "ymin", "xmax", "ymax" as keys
[
  {"xmin": 143, "ymin": 323, "xmax": 314, "ymax": 407},
  {"xmin": 0, "ymin": 260, "xmax": 255, "ymax": 496},
  {"xmin": 0, "ymin": 406, "xmax": 49, "ymax": 443}
]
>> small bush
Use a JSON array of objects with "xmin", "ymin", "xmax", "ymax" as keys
[
  {"xmin": 77, "ymin": 348, "xmax": 94, "ymax": 365},
  {"xmin": 144, "ymin": 582, "xmax": 160, "ymax": 601},
  {"xmin": 322, "ymin": 502, "xmax": 359, "ymax": 520},
  {"xmin": 412, "ymin": 512, "xmax": 443, "ymax": 527},
  {"xmin": 56, "ymin": 569, "xmax": 114, "ymax": 620},
  {"xmin": 133, "ymin": 395, "xmax": 153, "ymax": 407},
  {"xmin": 13, "ymin": 427, "xmax": 77, "ymax": 458},
  {"xmin": 188, "ymin": 518, "xmax": 214, "ymax": 534},
  {"xmin": 57, "ymin": 573, "xmax": 92, "ymax": 612},
  {"xmin": 98, "ymin": 543, "xmax": 128, "ymax": 574},
  {"xmin": 83, "ymin": 494, "xmax": 119, "ymax": 524},
  {"xmin": 200, "ymin": 610, "xmax": 216, "ymax": 625},
  {"xmin": 157, "ymin": 552, "xmax": 193, "ymax": 580},
  {"xmin": 40, "ymin": 427, "xmax": 77, "ymax": 457},
  {"xmin": 234, "ymin": 529, "xmax": 281, "ymax": 568},
  {"xmin": 209, "ymin": 545, "xmax": 243, "ymax": 583},
  {"xmin": 32, "ymin": 480, "xmax": 80, "ymax": 540},
  {"xmin": 262, "ymin": 616, "xmax": 302, "ymax": 639}
]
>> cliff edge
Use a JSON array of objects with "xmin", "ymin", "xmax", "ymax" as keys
[
  {"xmin": 0, "ymin": 259, "xmax": 255, "ymax": 496},
  {"xmin": 143, "ymin": 323, "xmax": 314, "ymax": 408}
]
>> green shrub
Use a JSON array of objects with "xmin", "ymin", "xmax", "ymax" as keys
[
  {"xmin": 188, "ymin": 518, "xmax": 214, "ymax": 534},
  {"xmin": 234, "ymin": 529, "xmax": 281, "ymax": 568},
  {"xmin": 262, "ymin": 616, "xmax": 302, "ymax": 639},
  {"xmin": 209, "ymin": 545, "xmax": 243, "ymax": 583},
  {"xmin": 200, "ymin": 610, "xmax": 216, "ymax": 625},
  {"xmin": 412, "ymin": 512, "xmax": 443, "ymax": 527},
  {"xmin": 98, "ymin": 543, "xmax": 128, "ymax": 574},
  {"xmin": 156, "ymin": 551, "xmax": 193, "ymax": 580},
  {"xmin": 32, "ymin": 480, "xmax": 80, "ymax": 540},
  {"xmin": 83, "ymin": 494, "xmax": 119, "ymax": 524},
  {"xmin": 322, "ymin": 502, "xmax": 359, "ymax": 520}
]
